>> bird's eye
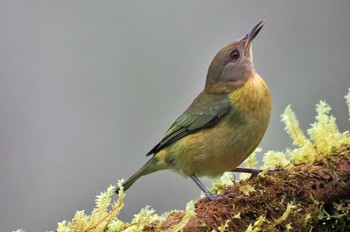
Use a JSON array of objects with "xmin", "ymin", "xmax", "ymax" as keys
[{"xmin": 229, "ymin": 49, "xmax": 240, "ymax": 60}]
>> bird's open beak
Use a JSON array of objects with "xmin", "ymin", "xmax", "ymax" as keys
[{"xmin": 244, "ymin": 20, "xmax": 265, "ymax": 50}]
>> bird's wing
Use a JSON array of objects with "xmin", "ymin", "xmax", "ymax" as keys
[{"xmin": 146, "ymin": 93, "xmax": 232, "ymax": 156}]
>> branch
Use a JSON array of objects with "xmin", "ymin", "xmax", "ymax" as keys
[{"xmin": 158, "ymin": 145, "xmax": 350, "ymax": 231}]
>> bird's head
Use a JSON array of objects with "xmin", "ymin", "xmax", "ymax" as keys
[{"xmin": 205, "ymin": 20, "xmax": 265, "ymax": 93}]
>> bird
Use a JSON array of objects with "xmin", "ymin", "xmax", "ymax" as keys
[{"xmin": 116, "ymin": 20, "xmax": 271, "ymax": 200}]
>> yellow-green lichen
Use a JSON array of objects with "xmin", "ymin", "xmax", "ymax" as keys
[
  {"xmin": 307, "ymin": 101, "xmax": 350, "ymax": 154},
  {"xmin": 165, "ymin": 201, "xmax": 196, "ymax": 232},
  {"xmin": 245, "ymin": 215, "xmax": 266, "ymax": 232},
  {"xmin": 261, "ymin": 150, "xmax": 289, "ymax": 169},
  {"xmin": 281, "ymin": 105, "xmax": 318, "ymax": 163},
  {"xmin": 345, "ymin": 88, "xmax": 350, "ymax": 119},
  {"xmin": 57, "ymin": 181, "xmax": 126, "ymax": 232},
  {"xmin": 258, "ymin": 89, "xmax": 350, "ymax": 169}
]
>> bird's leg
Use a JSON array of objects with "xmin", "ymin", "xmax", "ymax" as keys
[
  {"xmin": 231, "ymin": 167, "xmax": 283, "ymax": 177},
  {"xmin": 231, "ymin": 167, "xmax": 262, "ymax": 177},
  {"xmin": 190, "ymin": 175, "xmax": 220, "ymax": 201}
]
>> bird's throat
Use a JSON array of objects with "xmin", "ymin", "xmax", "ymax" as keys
[{"xmin": 228, "ymin": 73, "xmax": 271, "ymax": 112}]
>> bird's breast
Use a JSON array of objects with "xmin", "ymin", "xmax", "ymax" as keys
[{"xmin": 165, "ymin": 73, "xmax": 271, "ymax": 177}]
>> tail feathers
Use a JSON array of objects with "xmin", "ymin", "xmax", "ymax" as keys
[{"xmin": 115, "ymin": 158, "xmax": 162, "ymax": 194}]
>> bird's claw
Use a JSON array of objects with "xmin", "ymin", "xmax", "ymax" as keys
[
  {"xmin": 223, "ymin": 189, "xmax": 238, "ymax": 198},
  {"xmin": 204, "ymin": 192, "xmax": 221, "ymax": 201}
]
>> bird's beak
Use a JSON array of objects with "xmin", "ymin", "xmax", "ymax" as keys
[{"xmin": 244, "ymin": 20, "xmax": 265, "ymax": 50}]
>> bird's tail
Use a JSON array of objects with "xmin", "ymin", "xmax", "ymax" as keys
[{"xmin": 115, "ymin": 157, "xmax": 164, "ymax": 194}]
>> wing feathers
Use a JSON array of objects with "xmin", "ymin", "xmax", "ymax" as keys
[{"xmin": 146, "ymin": 93, "xmax": 231, "ymax": 156}]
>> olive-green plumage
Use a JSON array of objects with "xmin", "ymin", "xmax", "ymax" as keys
[{"xmin": 117, "ymin": 21, "xmax": 271, "ymax": 200}]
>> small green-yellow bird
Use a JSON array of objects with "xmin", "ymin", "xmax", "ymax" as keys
[{"xmin": 116, "ymin": 21, "xmax": 271, "ymax": 200}]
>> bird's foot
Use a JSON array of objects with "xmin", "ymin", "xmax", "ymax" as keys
[
  {"xmin": 201, "ymin": 190, "xmax": 237, "ymax": 202},
  {"xmin": 267, "ymin": 167, "xmax": 283, "ymax": 173},
  {"xmin": 232, "ymin": 167, "xmax": 283, "ymax": 177},
  {"xmin": 223, "ymin": 189, "xmax": 237, "ymax": 198},
  {"xmin": 261, "ymin": 167, "xmax": 283, "ymax": 176},
  {"xmin": 231, "ymin": 167, "xmax": 262, "ymax": 177},
  {"xmin": 204, "ymin": 191, "xmax": 221, "ymax": 201}
]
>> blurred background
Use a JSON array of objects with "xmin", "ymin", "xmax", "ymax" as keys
[{"xmin": 1, "ymin": 1, "xmax": 349, "ymax": 231}]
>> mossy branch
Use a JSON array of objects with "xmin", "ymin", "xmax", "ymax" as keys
[{"xmin": 160, "ymin": 145, "xmax": 350, "ymax": 231}]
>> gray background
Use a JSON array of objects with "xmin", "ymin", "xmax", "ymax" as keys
[{"xmin": 1, "ymin": 1, "xmax": 349, "ymax": 231}]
